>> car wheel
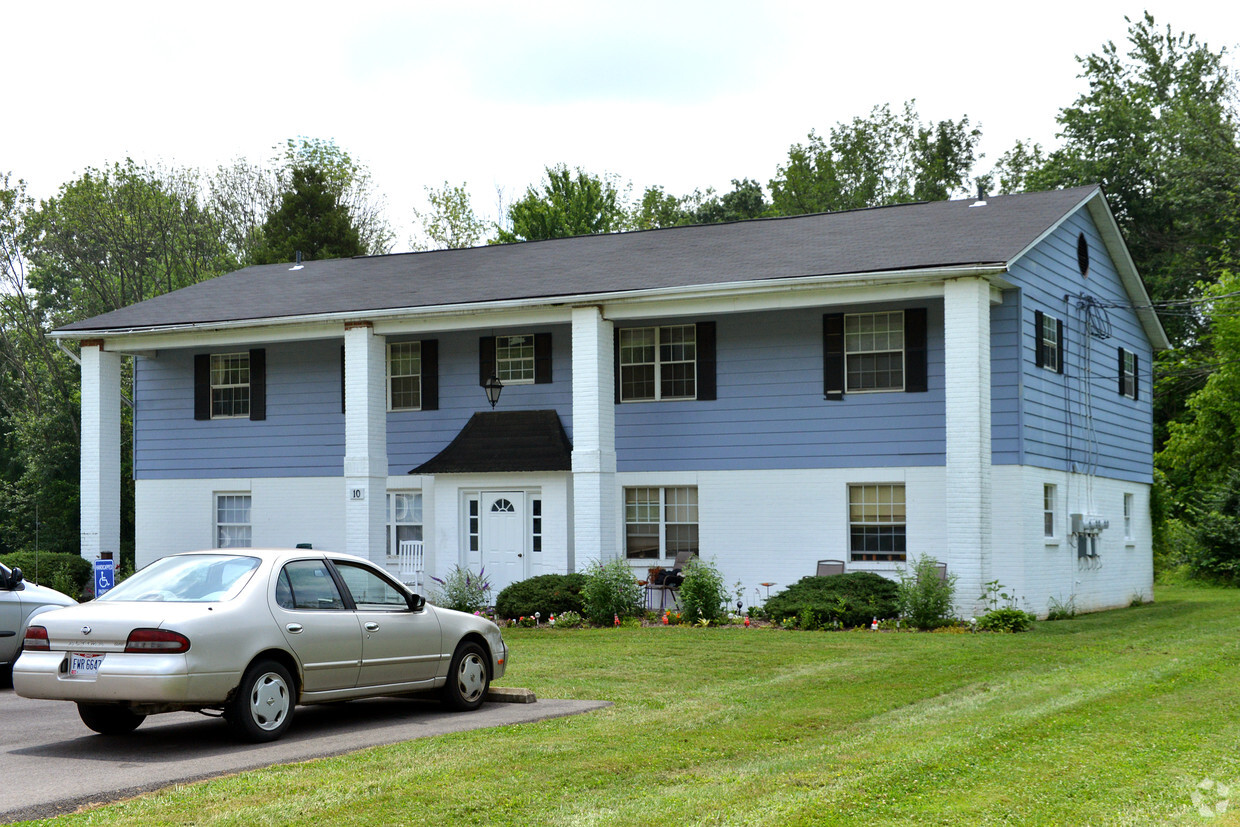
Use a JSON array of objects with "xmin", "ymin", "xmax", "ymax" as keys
[
  {"xmin": 77, "ymin": 703, "xmax": 146, "ymax": 735},
  {"xmin": 441, "ymin": 641, "xmax": 489, "ymax": 711},
  {"xmin": 226, "ymin": 659, "xmax": 295, "ymax": 742}
]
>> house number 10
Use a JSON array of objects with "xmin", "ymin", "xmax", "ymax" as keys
[{"xmin": 349, "ymin": 488, "xmax": 366, "ymax": 501}]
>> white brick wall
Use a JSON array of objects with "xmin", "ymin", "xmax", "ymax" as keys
[
  {"xmin": 79, "ymin": 345, "xmax": 121, "ymax": 562},
  {"xmin": 571, "ymin": 307, "xmax": 617, "ymax": 561},
  {"xmin": 343, "ymin": 324, "xmax": 388, "ymax": 563}
]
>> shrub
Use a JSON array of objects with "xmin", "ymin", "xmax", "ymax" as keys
[
  {"xmin": 430, "ymin": 566, "xmax": 491, "ymax": 613},
  {"xmin": 582, "ymin": 557, "xmax": 643, "ymax": 625},
  {"xmin": 494, "ymin": 573, "xmax": 588, "ymax": 619},
  {"xmin": 0, "ymin": 551, "xmax": 91, "ymax": 598},
  {"xmin": 763, "ymin": 572, "xmax": 898, "ymax": 629},
  {"xmin": 678, "ymin": 558, "xmax": 728, "ymax": 624},
  {"xmin": 1188, "ymin": 469, "xmax": 1240, "ymax": 585},
  {"xmin": 1045, "ymin": 594, "xmax": 1076, "ymax": 620},
  {"xmin": 896, "ymin": 556, "xmax": 957, "ymax": 629},
  {"xmin": 976, "ymin": 607, "xmax": 1035, "ymax": 633},
  {"xmin": 552, "ymin": 610, "xmax": 583, "ymax": 628}
]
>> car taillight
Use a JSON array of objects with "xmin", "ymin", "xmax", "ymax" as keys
[
  {"xmin": 23, "ymin": 625, "xmax": 49, "ymax": 651},
  {"xmin": 124, "ymin": 628, "xmax": 190, "ymax": 653}
]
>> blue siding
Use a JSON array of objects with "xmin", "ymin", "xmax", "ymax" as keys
[
  {"xmin": 999, "ymin": 211, "xmax": 1155, "ymax": 482},
  {"xmin": 616, "ymin": 302, "xmax": 946, "ymax": 471},
  {"xmin": 990, "ymin": 289, "xmax": 1023, "ymax": 464},
  {"xmin": 134, "ymin": 340, "xmax": 346, "ymax": 479},
  {"xmin": 387, "ymin": 327, "xmax": 573, "ymax": 474}
]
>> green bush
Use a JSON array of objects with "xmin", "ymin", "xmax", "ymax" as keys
[
  {"xmin": 494, "ymin": 573, "xmax": 588, "ymax": 619},
  {"xmin": 976, "ymin": 607, "xmax": 1036, "ymax": 633},
  {"xmin": 552, "ymin": 610, "xmax": 583, "ymax": 628},
  {"xmin": 582, "ymin": 557, "xmax": 643, "ymax": 625},
  {"xmin": 897, "ymin": 556, "xmax": 958, "ymax": 629},
  {"xmin": 678, "ymin": 558, "xmax": 728, "ymax": 624},
  {"xmin": 1188, "ymin": 469, "xmax": 1240, "ymax": 585},
  {"xmin": 763, "ymin": 572, "xmax": 898, "ymax": 629},
  {"xmin": 430, "ymin": 566, "xmax": 492, "ymax": 613},
  {"xmin": 0, "ymin": 551, "xmax": 91, "ymax": 598}
]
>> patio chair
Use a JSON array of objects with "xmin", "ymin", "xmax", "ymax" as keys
[
  {"xmin": 816, "ymin": 559, "xmax": 845, "ymax": 577},
  {"xmin": 934, "ymin": 561, "xmax": 948, "ymax": 583}
]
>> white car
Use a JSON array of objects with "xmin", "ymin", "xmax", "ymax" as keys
[
  {"xmin": 1, "ymin": 561, "xmax": 77, "ymax": 686},
  {"xmin": 14, "ymin": 548, "xmax": 507, "ymax": 742}
]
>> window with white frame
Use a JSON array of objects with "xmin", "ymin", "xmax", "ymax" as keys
[
  {"xmin": 531, "ymin": 498, "xmax": 542, "ymax": 552},
  {"xmin": 388, "ymin": 342, "xmax": 422, "ymax": 411},
  {"xmin": 495, "ymin": 335, "xmax": 536, "ymax": 384},
  {"xmin": 216, "ymin": 494, "xmax": 252, "ymax": 548},
  {"xmin": 619, "ymin": 325, "xmax": 697, "ymax": 402},
  {"xmin": 848, "ymin": 484, "xmax": 906, "ymax": 562},
  {"xmin": 845, "ymin": 311, "xmax": 904, "ymax": 392},
  {"xmin": 1044, "ymin": 484, "xmax": 1057, "ymax": 538},
  {"xmin": 1124, "ymin": 493, "xmax": 1134, "ymax": 540},
  {"xmin": 386, "ymin": 492, "xmax": 423, "ymax": 557},
  {"xmin": 1120, "ymin": 349, "xmax": 1137, "ymax": 399},
  {"xmin": 624, "ymin": 486, "xmax": 699, "ymax": 559},
  {"xmin": 211, "ymin": 353, "xmax": 250, "ymax": 418},
  {"xmin": 1039, "ymin": 313, "xmax": 1060, "ymax": 372},
  {"xmin": 467, "ymin": 496, "xmax": 480, "ymax": 553}
]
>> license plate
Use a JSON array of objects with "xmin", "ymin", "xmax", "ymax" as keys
[{"xmin": 69, "ymin": 653, "xmax": 104, "ymax": 679}]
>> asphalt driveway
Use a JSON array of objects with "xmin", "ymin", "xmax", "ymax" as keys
[{"xmin": 1, "ymin": 687, "xmax": 608, "ymax": 823}]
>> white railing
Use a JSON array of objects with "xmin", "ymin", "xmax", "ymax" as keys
[{"xmin": 398, "ymin": 540, "xmax": 425, "ymax": 588}]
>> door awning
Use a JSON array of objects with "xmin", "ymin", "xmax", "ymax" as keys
[{"xmin": 409, "ymin": 410, "xmax": 573, "ymax": 474}]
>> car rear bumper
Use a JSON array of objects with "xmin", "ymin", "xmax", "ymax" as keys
[{"xmin": 12, "ymin": 651, "xmax": 239, "ymax": 704}]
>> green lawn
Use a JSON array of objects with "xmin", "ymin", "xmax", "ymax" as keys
[{"xmin": 29, "ymin": 585, "xmax": 1240, "ymax": 826}]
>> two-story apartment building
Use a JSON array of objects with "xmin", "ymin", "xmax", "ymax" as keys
[{"xmin": 56, "ymin": 185, "xmax": 1167, "ymax": 616}]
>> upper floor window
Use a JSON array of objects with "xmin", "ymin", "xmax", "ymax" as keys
[
  {"xmin": 195, "ymin": 349, "xmax": 265, "ymax": 421},
  {"xmin": 1119, "ymin": 348, "xmax": 1138, "ymax": 399},
  {"xmin": 823, "ymin": 309, "xmax": 925, "ymax": 399},
  {"xmin": 619, "ymin": 325, "xmax": 696, "ymax": 402},
  {"xmin": 388, "ymin": 342, "xmax": 422, "ymax": 411},
  {"xmin": 845, "ymin": 311, "xmax": 905, "ymax": 392},
  {"xmin": 1034, "ymin": 310, "xmax": 1063, "ymax": 374},
  {"xmin": 496, "ymin": 335, "xmax": 536, "ymax": 384}
]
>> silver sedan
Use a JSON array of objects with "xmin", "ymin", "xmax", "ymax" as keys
[
  {"xmin": 14, "ymin": 548, "xmax": 507, "ymax": 742},
  {"xmin": 1, "ymin": 562, "xmax": 77, "ymax": 686}
]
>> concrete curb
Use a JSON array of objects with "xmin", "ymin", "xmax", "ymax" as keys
[{"xmin": 486, "ymin": 686, "xmax": 537, "ymax": 704}]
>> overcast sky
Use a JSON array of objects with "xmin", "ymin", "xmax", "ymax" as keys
[{"xmin": 6, "ymin": 1, "xmax": 1238, "ymax": 251}]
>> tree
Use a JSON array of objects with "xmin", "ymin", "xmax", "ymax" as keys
[
  {"xmin": 496, "ymin": 165, "xmax": 627, "ymax": 243},
  {"xmin": 411, "ymin": 182, "xmax": 490, "ymax": 250},
  {"xmin": 628, "ymin": 185, "xmax": 692, "ymax": 230},
  {"xmin": 252, "ymin": 166, "xmax": 365, "ymax": 264},
  {"xmin": 688, "ymin": 178, "xmax": 770, "ymax": 224},
  {"xmin": 769, "ymin": 101, "xmax": 981, "ymax": 216}
]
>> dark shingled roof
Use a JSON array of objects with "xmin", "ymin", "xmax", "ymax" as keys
[
  {"xmin": 57, "ymin": 186, "xmax": 1101, "ymax": 334},
  {"xmin": 411, "ymin": 410, "xmax": 572, "ymax": 474}
]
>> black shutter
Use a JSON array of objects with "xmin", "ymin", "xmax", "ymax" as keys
[
  {"xmin": 614, "ymin": 328, "xmax": 622, "ymax": 404},
  {"xmin": 1034, "ymin": 310, "xmax": 1045, "ymax": 368},
  {"xmin": 534, "ymin": 333, "xmax": 552, "ymax": 384},
  {"xmin": 421, "ymin": 340, "xmax": 439, "ymax": 410},
  {"xmin": 479, "ymin": 336, "xmax": 496, "ymax": 386},
  {"xmin": 1133, "ymin": 352, "xmax": 1139, "ymax": 401},
  {"xmin": 249, "ymin": 348, "xmax": 266, "ymax": 421},
  {"xmin": 823, "ymin": 313, "xmax": 845, "ymax": 400},
  {"xmin": 1056, "ymin": 318, "xmax": 1065, "ymax": 375},
  {"xmin": 1117, "ymin": 348, "xmax": 1126, "ymax": 396},
  {"xmin": 904, "ymin": 308, "xmax": 927, "ymax": 393},
  {"xmin": 194, "ymin": 354, "xmax": 211, "ymax": 420},
  {"xmin": 696, "ymin": 322, "xmax": 716, "ymax": 401},
  {"xmin": 340, "ymin": 346, "xmax": 346, "ymax": 414}
]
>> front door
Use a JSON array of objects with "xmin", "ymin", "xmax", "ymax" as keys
[{"xmin": 482, "ymin": 491, "xmax": 526, "ymax": 595}]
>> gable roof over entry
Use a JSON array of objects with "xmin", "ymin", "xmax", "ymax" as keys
[
  {"xmin": 411, "ymin": 410, "xmax": 572, "ymax": 474},
  {"xmin": 53, "ymin": 185, "xmax": 1168, "ymax": 350}
]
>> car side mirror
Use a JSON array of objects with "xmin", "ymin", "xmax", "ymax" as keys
[
  {"xmin": 406, "ymin": 592, "xmax": 425, "ymax": 612},
  {"xmin": 9, "ymin": 567, "xmax": 23, "ymax": 589}
]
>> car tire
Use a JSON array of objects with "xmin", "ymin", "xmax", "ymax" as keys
[
  {"xmin": 226, "ymin": 659, "xmax": 295, "ymax": 742},
  {"xmin": 77, "ymin": 703, "xmax": 146, "ymax": 735},
  {"xmin": 441, "ymin": 641, "xmax": 489, "ymax": 711}
]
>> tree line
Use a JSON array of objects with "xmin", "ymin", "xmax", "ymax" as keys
[{"xmin": 3, "ymin": 14, "xmax": 1239, "ymax": 584}]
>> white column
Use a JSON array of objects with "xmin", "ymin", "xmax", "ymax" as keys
[
  {"xmin": 571, "ymin": 306, "xmax": 617, "ymax": 564},
  {"xmin": 943, "ymin": 278, "xmax": 992, "ymax": 614},
  {"xmin": 343, "ymin": 323, "xmax": 388, "ymax": 562},
  {"xmin": 80, "ymin": 342, "xmax": 122, "ymax": 562}
]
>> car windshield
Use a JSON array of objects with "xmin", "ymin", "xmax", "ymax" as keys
[{"xmin": 101, "ymin": 554, "xmax": 261, "ymax": 603}]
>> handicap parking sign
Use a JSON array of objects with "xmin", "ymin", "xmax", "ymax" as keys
[{"xmin": 93, "ymin": 558, "xmax": 115, "ymax": 598}]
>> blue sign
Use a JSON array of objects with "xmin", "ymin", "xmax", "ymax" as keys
[{"xmin": 93, "ymin": 558, "xmax": 115, "ymax": 598}]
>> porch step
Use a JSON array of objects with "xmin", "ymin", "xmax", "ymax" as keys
[{"xmin": 486, "ymin": 686, "xmax": 537, "ymax": 704}]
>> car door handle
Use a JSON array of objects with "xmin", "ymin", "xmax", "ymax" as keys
[
  {"xmin": 286, "ymin": 623, "xmax": 303, "ymax": 634},
  {"xmin": 364, "ymin": 622, "xmax": 380, "ymax": 632}
]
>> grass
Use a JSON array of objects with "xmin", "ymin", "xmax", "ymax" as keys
[{"xmin": 25, "ymin": 584, "xmax": 1240, "ymax": 826}]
